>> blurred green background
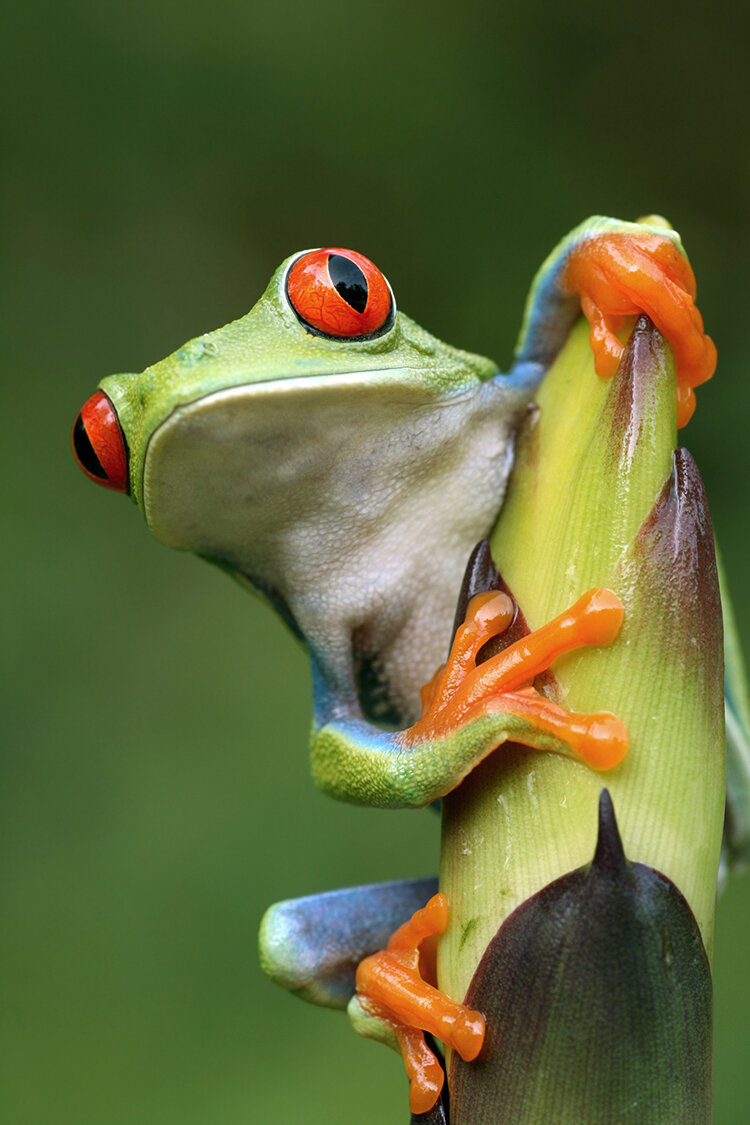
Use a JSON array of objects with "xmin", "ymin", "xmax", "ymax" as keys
[{"xmin": 3, "ymin": 0, "xmax": 749, "ymax": 1121}]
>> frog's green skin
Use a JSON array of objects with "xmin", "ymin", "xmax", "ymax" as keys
[
  {"xmin": 80, "ymin": 216, "xmax": 750, "ymax": 1020},
  {"xmin": 99, "ymin": 216, "xmax": 680, "ymax": 806}
]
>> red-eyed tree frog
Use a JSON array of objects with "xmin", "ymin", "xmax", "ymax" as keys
[{"xmin": 73, "ymin": 215, "xmax": 730, "ymax": 1116}]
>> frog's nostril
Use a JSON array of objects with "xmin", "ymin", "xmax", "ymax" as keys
[{"xmin": 72, "ymin": 391, "xmax": 129, "ymax": 493}]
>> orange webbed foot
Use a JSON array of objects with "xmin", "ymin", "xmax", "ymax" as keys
[
  {"xmin": 355, "ymin": 893, "xmax": 485, "ymax": 1115},
  {"xmin": 403, "ymin": 587, "xmax": 628, "ymax": 772},
  {"xmin": 565, "ymin": 229, "xmax": 716, "ymax": 426}
]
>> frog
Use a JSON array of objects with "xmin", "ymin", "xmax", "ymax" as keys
[{"xmin": 72, "ymin": 215, "xmax": 723, "ymax": 1115}]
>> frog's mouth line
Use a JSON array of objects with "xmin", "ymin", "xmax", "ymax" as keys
[
  {"xmin": 139, "ymin": 369, "xmax": 487, "ymax": 551},
  {"xmin": 135, "ymin": 367, "xmax": 481, "ymax": 507}
]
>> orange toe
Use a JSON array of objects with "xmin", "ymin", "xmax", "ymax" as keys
[
  {"xmin": 354, "ymin": 893, "xmax": 485, "ymax": 1114},
  {"xmin": 566, "ymin": 231, "xmax": 716, "ymax": 427},
  {"xmin": 402, "ymin": 585, "xmax": 627, "ymax": 772}
]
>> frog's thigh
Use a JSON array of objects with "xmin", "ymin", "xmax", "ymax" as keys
[{"xmin": 259, "ymin": 877, "xmax": 439, "ymax": 1008}]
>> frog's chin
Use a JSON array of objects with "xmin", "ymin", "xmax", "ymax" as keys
[{"xmin": 141, "ymin": 368, "xmax": 459, "ymax": 571}]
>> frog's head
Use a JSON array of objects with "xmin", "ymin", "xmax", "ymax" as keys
[{"xmin": 72, "ymin": 247, "xmax": 498, "ymax": 580}]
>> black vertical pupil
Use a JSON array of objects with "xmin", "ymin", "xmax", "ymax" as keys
[
  {"xmin": 327, "ymin": 254, "xmax": 368, "ymax": 314},
  {"xmin": 73, "ymin": 413, "xmax": 108, "ymax": 478}
]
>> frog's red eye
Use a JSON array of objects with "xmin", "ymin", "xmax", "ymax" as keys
[
  {"xmin": 72, "ymin": 390, "xmax": 129, "ymax": 493},
  {"xmin": 286, "ymin": 248, "xmax": 394, "ymax": 338}
]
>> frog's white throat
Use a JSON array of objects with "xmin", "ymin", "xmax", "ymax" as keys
[{"xmin": 143, "ymin": 373, "xmax": 522, "ymax": 721}]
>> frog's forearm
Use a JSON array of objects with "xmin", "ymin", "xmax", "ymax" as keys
[
  {"xmin": 513, "ymin": 216, "xmax": 675, "ymax": 370},
  {"xmin": 311, "ymin": 715, "xmax": 586, "ymax": 809},
  {"xmin": 312, "ymin": 582, "xmax": 627, "ymax": 807}
]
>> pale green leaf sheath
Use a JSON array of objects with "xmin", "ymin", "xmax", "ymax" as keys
[
  {"xmin": 451, "ymin": 791, "xmax": 712, "ymax": 1125},
  {"xmin": 440, "ymin": 316, "xmax": 726, "ymax": 1012}
]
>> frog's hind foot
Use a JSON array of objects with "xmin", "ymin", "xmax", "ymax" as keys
[{"xmin": 351, "ymin": 892, "xmax": 484, "ymax": 1115}]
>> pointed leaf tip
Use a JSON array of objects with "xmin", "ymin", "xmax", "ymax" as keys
[
  {"xmin": 590, "ymin": 787, "xmax": 628, "ymax": 880},
  {"xmin": 451, "ymin": 540, "xmax": 501, "ymax": 644},
  {"xmin": 629, "ymin": 443, "xmax": 723, "ymax": 704},
  {"xmin": 603, "ymin": 313, "xmax": 675, "ymax": 473}
]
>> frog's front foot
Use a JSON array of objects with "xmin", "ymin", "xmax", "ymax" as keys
[
  {"xmin": 565, "ymin": 226, "xmax": 716, "ymax": 426},
  {"xmin": 351, "ymin": 892, "xmax": 484, "ymax": 1114},
  {"xmin": 402, "ymin": 586, "xmax": 628, "ymax": 772},
  {"xmin": 310, "ymin": 558, "xmax": 627, "ymax": 808}
]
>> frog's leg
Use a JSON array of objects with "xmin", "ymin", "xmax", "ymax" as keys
[
  {"xmin": 260, "ymin": 879, "xmax": 457, "ymax": 1116},
  {"xmin": 259, "ymin": 877, "xmax": 439, "ymax": 1009},
  {"xmin": 310, "ymin": 546, "xmax": 626, "ymax": 809},
  {"xmin": 510, "ymin": 214, "xmax": 716, "ymax": 427}
]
